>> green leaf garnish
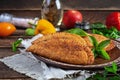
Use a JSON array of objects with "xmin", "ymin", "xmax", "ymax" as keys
[
  {"xmin": 91, "ymin": 48, "xmax": 98, "ymax": 58},
  {"xmin": 12, "ymin": 39, "xmax": 22, "ymax": 52},
  {"xmin": 92, "ymin": 29, "xmax": 103, "ymax": 35},
  {"xmin": 90, "ymin": 22, "xmax": 106, "ymax": 29},
  {"xmin": 97, "ymin": 49, "xmax": 110, "ymax": 60},
  {"xmin": 91, "ymin": 23, "xmax": 120, "ymax": 39},
  {"xmin": 97, "ymin": 40, "xmax": 110, "ymax": 50},
  {"xmin": 109, "ymin": 76, "xmax": 120, "ymax": 80},
  {"xmin": 66, "ymin": 28, "xmax": 88, "ymax": 36},
  {"xmin": 104, "ymin": 62, "xmax": 117, "ymax": 74},
  {"xmin": 66, "ymin": 28, "xmax": 111, "ymax": 60},
  {"xmin": 87, "ymin": 73, "xmax": 106, "ymax": 80},
  {"xmin": 87, "ymin": 62, "xmax": 120, "ymax": 80},
  {"xmin": 89, "ymin": 36, "xmax": 110, "ymax": 60},
  {"xmin": 89, "ymin": 36, "xmax": 98, "ymax": 48}
]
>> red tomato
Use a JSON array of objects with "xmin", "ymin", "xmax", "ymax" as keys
[
  {"xmin": 0, "ymin": 22, "xmax": 16, "ymax": 37},
  {"xmin": 63, "ymin": 10, "xmax": 83, "ymax": 29},
  {"xmin": 106, "ymin": 12, "xmax": 120, "ymax": 30}
]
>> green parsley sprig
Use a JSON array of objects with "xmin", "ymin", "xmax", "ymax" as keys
[
  {"xmin": 66, "ymin": 28, "xmax": 111, "ymax": 60},
  {"xmin": 12, "ymin": 39, "xmax": 22, "ymax": 52},
  {"xmin": 87, "ymin": 62, "xmax": 120, "ymax": 80},
  {"xmin": 65, "ymin": 28, "xmax": 88, "ymax": 37},
  {"xmin": 89, "ymin": 36, "xmax": 110, "ymax": 60},
  {"xmin": 91, "ymin": 22, "xmax": 120, "ymax": 39}
]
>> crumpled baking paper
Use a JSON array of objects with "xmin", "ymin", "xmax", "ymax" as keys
[{"xmin": 3, "ymin": 34, "xmax": 119, "ymax": 80}]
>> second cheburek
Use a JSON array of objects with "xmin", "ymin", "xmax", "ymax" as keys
[
  {"xmin": 83, "ymin": 34, "xmax": 115, "ymax": 51},
  {"xmin": 26, "ymin": 32, "xmax": 115, "ymax": 65}
]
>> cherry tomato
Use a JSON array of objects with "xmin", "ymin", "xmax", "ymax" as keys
[
  {"xmin": 106, "ymin": 12, "xmax": 120, "ymax": 30},
  {"xmin": 0, "ymin": 22, "xmax": 16, "ymax": 37},
  {"xmin": 63, "ymin": 10, "xmax": 83, "ymax": 29}
]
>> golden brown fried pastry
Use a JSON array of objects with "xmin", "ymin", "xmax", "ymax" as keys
[
  {"xmin": 32, "ymin": 32, "xmax": 86, "ymax": 46},
  {"xmin": 83, "ymin": 34, "xmax": 115, "ymax": 51},
  {"xmin": 27, "ymin": 32, "xmax": 94, "ymax": 65}
]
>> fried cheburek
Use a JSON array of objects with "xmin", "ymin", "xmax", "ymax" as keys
[
  {"xmin": 26, "ymin": 32, "xmax": 115, "ymax": 65},
  {"xmin": 27, "ymin": 32, "xmax": 94, "ymax": 65},
  {"xmin": 83, "ymin": 34, "xmax": 115, "ymax": 51}
]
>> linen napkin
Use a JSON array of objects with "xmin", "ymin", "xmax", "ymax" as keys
[{"xmin": 0, "ymin": 34, "xmax": 94, "ymax": 80}]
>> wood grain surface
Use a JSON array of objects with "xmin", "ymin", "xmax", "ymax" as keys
[
  {"xmin": 0, "ymin": 0, "xmax": 120, "ymax": 10},
  {"xmin": 0, "ymin": 10, "xmax": 116, "ymax": 24},
  {"xmin": 0, "ymin": 30, "xmax": 33, "ymax": 80},
  {"xmin": 0, "ymin": 0, "xmax": 120, "ymax": 23},
  {"xmin": 0, "ymin": 0, "xmax": 120, "ymax": 80}
]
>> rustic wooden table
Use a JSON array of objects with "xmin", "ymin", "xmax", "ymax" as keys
[{"xmin": 0, "ymin": 0, "xmax": 120, "ymax": 80}]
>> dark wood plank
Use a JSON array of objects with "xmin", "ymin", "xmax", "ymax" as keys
[
  {"xmin": 0, "ymin": 37, "xmax": 31, "ymax": 47},
  {"xmin": 62, "ymin": 0, "xmax": 120, "ymax": 10},
  {"xmin": 0, "ymin": 48, "xmax": 33, "ymax": 79},
  {"xmin": 0, "ymin": 10, "xmax": 116, "ymax": 24},
  {"xmin": 0, "ymin": 0, "xmax": 41, "ymax": 10},
  {"xmin": 0, "ymin": 53, "xmax": 29, "ymax": 79},
  {"xmin": 0, "ymin": 30, "xmax": 21, "ymax": 47},
  {"xmin": 0, "ymin": 30, "xmax": 33, "ymax": 79},
  {"xmin": 82, "ymin": 10, "xmax": 112, "ymax": 24},
  {"xmin": 0, "ymin": 48, "xmax": 19, "ymax": 58},
  {"xmin": 0, "ymin": 10, "xmax": 41, "ymax": 18},
  {"xmin": 0, "ymin": 62, "xmax": 30, "ymax": 79},
  {"xmin": 0, "ymin": 0, "xmax": 120, "ymax": 10},
  {"xmin": 0, "ymin": 29, "xmax": 32, "ymax": 47}
]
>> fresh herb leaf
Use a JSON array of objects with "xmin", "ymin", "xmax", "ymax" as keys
[
  {"xmin": 12, "ymin": 39, "xmax": 22, "ymax": 52},
  {"xmin": 92, "ymin": 48, "xmax": 98, "ymax": 58},
  {"xmin": 92, "ymin": 24, "xmax": 120, "ymax": 39},
  {"xmin": 111, "ymin": 27, "xmax": 118, "ymax": 32},
  {"xmin": 87, "ymin": 73, "xmax": 106, "ymax": 80},
  {"xmin": 89, "ymin": 36, "xmax": 98, "ymax": 48},
  {"xmin": 118, "ymin": 31, "xmax": 120, "ymax": 35},
  {"xmin": 89, "ymin": 36, "xmax": 110, "ymax": 60},
  {"xmin": 66, "ymin": 28, "xmax": 88, "ymax": 36},
  {"xmin": 97, "ymin": 49, "xmax": 110, "ymax": 60},
  {"xmin": 87, "ymin": 62, "xmax": 120, "ymax": 80},
  {"xmin": 109, "ymin": 76, "xmax": 120, "ymax": 80},
  {"xmin": 12, "ymin": 43, "xmax": 17, "ymax": 52},
  {"xmin": 92, "ymin": 29, "xmax": 103, "ymax": 35},
  {"xmin": 104, "ymin": 62, "xmax": 117, "ymax": 74},
  {"xmin": 97, "ymin": 40, "xmax": 110, "ymax": 50},
  {"xmin": 90, "ymin": 22, "xmax": 106, "ymax": 29},
  {"xmin": 109, "ymin": 31, "xmax": 120, "ymax": 39},
  {"xmin": 66, "ymin": 28, "xmax": 111, "ymax": 60}
]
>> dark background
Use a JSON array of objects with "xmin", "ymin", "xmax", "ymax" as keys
[
  {"xmin": 0, "ymin": 0, "xmax": 120, "ymax": 23},
  {"xmin": 0, "ymin": 0, "xmax": 120, "ymax": 10}
]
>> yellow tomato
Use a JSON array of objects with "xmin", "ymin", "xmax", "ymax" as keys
[
  {"xmin": 0, "ymin": 22, "xmax": 16, "ymax": 37},
  {"xmin": 35, "ymin": 19, "xmax": 56, "ymax": 35}
]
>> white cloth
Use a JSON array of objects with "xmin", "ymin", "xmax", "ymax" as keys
[{"xmin": 0, "ymin": 51, "xmax": 93, "ymax": 80}]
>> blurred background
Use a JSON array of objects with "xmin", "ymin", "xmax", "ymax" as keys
[{"xmin": 0, "ymin": 0, "xmax": 120, "ymax": 23}]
